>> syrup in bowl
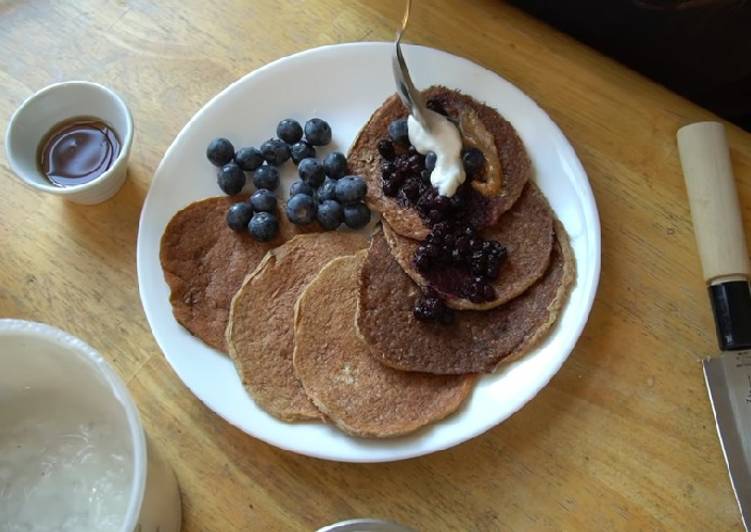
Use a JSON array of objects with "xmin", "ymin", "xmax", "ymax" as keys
[{"xmin": 37, "ymin": 117, "xmax": 121, "ymax": 187}]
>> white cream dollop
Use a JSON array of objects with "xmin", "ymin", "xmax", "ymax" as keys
[{"xmin": 407, "ymin": 110, "xmax": 465, "ymax": 197}]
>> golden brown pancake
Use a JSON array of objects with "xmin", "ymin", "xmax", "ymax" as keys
[
  {"xmin": 383, "ymin": 183, "xmax": 553, "ymax": 311},
  {"xmin": 293, "ymin": 252, "xmax": 475, "ymax": 438},
  {"xmin": 160, "ymin": 195, "xmax": 317, "ymax": 352},
  {"xmin": 356, "ymin": 224, "xmax": 575, "ymax": 375},
  {"xmin": 226, "ymin": 232, "xmax": 367, "ymax": 422},
  {"xmin": 348, "ymin": 86, "xmax": 531, "ymax": 240}
]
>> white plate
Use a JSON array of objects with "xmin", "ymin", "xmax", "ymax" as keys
[{"xmin": 137, "ymin": 42, "xmax": 600, "ymax": 463}]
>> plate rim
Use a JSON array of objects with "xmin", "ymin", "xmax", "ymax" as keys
[{"xmin": 137, "ymin": 41, "xmax": 601, "ymax": 462}]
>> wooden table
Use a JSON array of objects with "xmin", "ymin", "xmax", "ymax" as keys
[{"xmin": 1, "ymin": 1, "xmax": 748, "ymax": 529}]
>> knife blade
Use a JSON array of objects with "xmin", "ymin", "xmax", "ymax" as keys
[
  {"xmin": 704, "ymin": 351, "xmax": 751, "ymax": 528},
  {"xmin": 678, "ymin": 121, "xmax": 751, "ymax": 531}
]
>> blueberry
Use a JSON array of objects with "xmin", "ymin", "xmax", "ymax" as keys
[
  {"xmin": 298, "ymin": 158, "xmax": 325, "ymax": 187},
  {"xmin": 250, "ymin": 189, "xmax": 277, "ymax": 212},
  {"xmin": 286, "ymin": 193, "xmax": 317, "ymax": 225},
  {"xmin": 335, "ymin": 175, "xmax": 367, "ymax": 205},
  {"xmin": 425, "ymin": 151, "xmax": 437, "ymax": 172},
  {"xmin": 462, "ymin": 148, "xmax": 485, "ymax": 175},
  {"xmin": 253, "ymin": 164, "xmax": 280, "ymax": 191},
  {"xmin": 316, "ymin": 199, "xmax": 343, "ymax": 230},
  {"xmin": 260, "ymin": 138, "xmax": 291, "ymax": 166},
  {"xmin": 414, "ymin": 246, "xmax": 432, "ymax": 272},
  {"xmin": 290, "ymin": 141, "xmax": 316, "ymax": 164},
  {"xmin": 450, "ymin": 193, "xmax": 465, "ymax": 212},
  {"xmin": 226, "ymin": 202, "xmax": 253, "ymax": 231},
  {"xmin": 388, "ymin": 118, "xmax": 409, "ymax": 145},
  {"xmin": 217, "ymin": 162, "xmax": 245, "ymax": 195},
  {"xmin": 343, "ymin": 202, "xmax": 371, "ymax": 229},
  {"xmin": 206, "ymin": 137, "xmax": 235, "ymax": 167},
  {"xmin": 402, "ymin": 180, "xmax": 420, "ymax": 202},
  {"xmin": 377, "ymin": 139, "xmax": 396, "ymax": 160},
  {"xmin": 276, "ymin": 119, "xmax": 303, "ymax": 144},
  {"xmin": 235, "ymin": 146, "xmax": 264, "ymax": 171},
  {"xmin": 304, "ymin": 118, "xmax": 332, "ymax": 146},
  {"xmin": 317, "ymin": 177, "xmax": 337, "ymax": 202},
  {"xmin": 290, "ymin": 180, "xmax": 315, "ymax": 197},
  {"xmin": 248, "ymin": 211, "xmax": 279, "ymax": 242},
  {"xmin": 414, "ymin": 294, "xmax": 454, "ymax": 324},
  {"xmin": 323, "ymin": 152, "xmax": 348, "ymax": 179},
  {"xmin": 382, "ymin": 179, "xmax": 399, "ymax": 197}
]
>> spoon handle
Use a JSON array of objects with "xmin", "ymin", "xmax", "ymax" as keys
[{"xmin": 392, "ymin": 0, "xmax": 431, "ymax": 131}]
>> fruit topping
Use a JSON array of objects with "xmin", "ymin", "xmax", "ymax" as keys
[
  {"xmin": 298, "ymin": 157, "xmax": 325, "ymax": 187},
  {"xmin": 226, "ymin": 202, "xmax": 254, "ymax": 231},
  {"xmin": 413, "ymin": 289, "xmax": 454, "ymax": 324},
  {"xmin": 343, "ymin": 203, "xmax": 371, "ymax": 229},
  {"xmin": 217, "ymin": 162, "xmax": 245, "ymax": 195},
  {"xmin": 458, "ymin": 107, "xmax": 502, "ymax": 197},
  {"xmin": 249, "ymin": 211, "xmax": 279, "ymax": 242},
  {"xmin": 377, "ymin": 122, "xmax": 509, "ymax": 315},
  {"xmin": 377, "ymin": 139, "xmax": 396, "ymax": 160},
  {"xmin": 286, "ymin": 193, "xmax": 317, "ymax": 225},
  {"xmin": 424, "ymin": 151, "xmax": 437, "ymax": 172},
  {"xmin": 317, "ymin": 177, "xmax": 337, "ymax": 202},
  {"xmin": 323, "ymin": 152, "xmax": 348, "ymax": 179},
  {"xmin": 253, "ymin": 164, "xmax": 280, "ymax": 191},
  {"xmin": 461, "ymin": 147, "xmax": 485, "ymax": 177},
  {"xmin": 304, "ymin": 118, "xmax": 332, "ymax": 146},
  {"xmin": 260, "ymin": 138, "xmax": 291, "ymax": 166},
  {"xmin": 290, "ymin": 141, "xmax": 316, "ymax": 164},
  {"xmin": 414, "ymin": 223, "xmax": 506, "ymax": 304},
  {"xmin": 290, "ymin": 180, "xmax": 314, "ymax": 197},
  {"xmin": 206, "ymin": 137, "xmax": 235, "ymax": 167},
  {"xmin": 250, "ymin": 189, "xmax": 277, "ymax": 213},
  {"xmin": 316, "ymin": 199, "xmax": 344, "ymax": 230},
  {"xmin": 335, "ymin": 175, "xmax": 367, "ymax": 205},
  {"xmin": 276, "ymin": 119, "xmax": 303, "ymax": 144},
  {"xmin": 235, "ymin": 146, "xmax": 264, "ymax": 171},
  {"xmin": 388, "ymin": 118, "xmax": 409, "ymax": 145}
]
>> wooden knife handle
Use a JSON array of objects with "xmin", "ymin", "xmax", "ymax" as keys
[{"xmin": 677, "ymin": 121, "xmax": 750, "ymax": 284}]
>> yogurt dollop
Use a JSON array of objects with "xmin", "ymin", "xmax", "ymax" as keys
[{"xmin": 407, "ymin": 110, "xmax": 465, "ymax": 197}]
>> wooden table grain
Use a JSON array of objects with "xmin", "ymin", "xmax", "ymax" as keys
[{"xmin": 1, "ymin": 0, "xmax": 748, "ymax": 530}]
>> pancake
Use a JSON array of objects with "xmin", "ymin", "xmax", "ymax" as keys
[
  {"xmin": 348, "ymin": 85, "xmax": 531, "ymax": 240},
  {"xmin": 226, "ymin": 232, "xmax": 367, "ymax": 422},
  {"xmin": 383, "ymin": 183, "xmax": 554, "ymax": 311},
  {"xmin": 293, "ymin": 252, "xmax": 475, "ymax": 438},
  {"xmin": 160, "ymin": 195, "xmax": 318, "ymax": 352},
  {"xmin": 356, "ymin": 224, "xmax": 575, "ymax": 375}
]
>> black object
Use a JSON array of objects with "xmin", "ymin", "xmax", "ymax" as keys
[
  {"xmin": 708, "ymin": 280, "xmax": 751, "ymax": 351},
  {"xmin": 509, "ymin": 0, "xmax": 751, "ymax": 132}
]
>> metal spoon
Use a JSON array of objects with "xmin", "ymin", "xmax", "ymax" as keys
[
  {"xmin": 392, "ymin": 0, "xmax": 431, "ymax": 131},
  {"xmin": 317, "ymin": 518, "xmax": 415, "ymax": 532}
]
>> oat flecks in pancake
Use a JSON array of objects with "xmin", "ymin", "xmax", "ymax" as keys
[
  {"xmin": 159, "ymin": 196, "xmax": 269, "ymax": 352},
  {"xmin": 356, "ymin": 226, "xmax": 575, "ymax": 375},
  {"xmin": 159, "ymin": 195, "xmax": 316, "ymax": 352},
  {"xmin": 505, "ymin": 220, "xmax": 576, "ymax": 366},
  {"xmin": 226, "ymin": 232, "xmax": 367, "ymax": 422},
  {"xmin": 293, "ymin": 252, "xmax": 475, "ymax": 438},
  {"xmin": 383, "ymin": 182, "xmax": 554, "ymax": 311},
  {"xmin": 348, "ymin": 85, "xmax": 531, "ymax": 240}
]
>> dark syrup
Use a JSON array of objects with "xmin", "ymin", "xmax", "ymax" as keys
[{"xmin": 38, "ymin": 117, "xmax": 120, "ymax": 187}]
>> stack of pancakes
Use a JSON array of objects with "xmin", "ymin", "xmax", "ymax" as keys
[{"xmin": 159, "ymin": 87, "xmax": 575, "ymax": 438}]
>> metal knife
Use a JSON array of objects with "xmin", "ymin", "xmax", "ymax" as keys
[{"xmin": 678, "ymin": 121, "xmax": 751, "ymax": 530}]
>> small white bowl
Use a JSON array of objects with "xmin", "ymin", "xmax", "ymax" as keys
[
  {"xmin": 0, "ymin": 319, "xmax": 181, "ymax": 531},
  {"xmin": 5, "ymin": 81, "xmax": 134, "ymax": 204}
]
